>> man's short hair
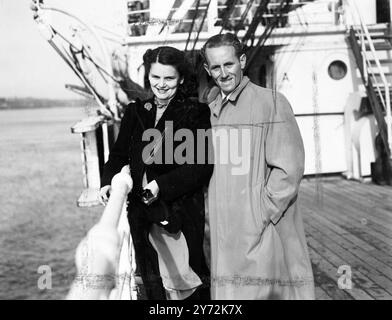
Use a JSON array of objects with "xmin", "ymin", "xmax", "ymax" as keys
[{"xmin": 201, "ymin": 33, "xmax": 244, "ymax": 64}]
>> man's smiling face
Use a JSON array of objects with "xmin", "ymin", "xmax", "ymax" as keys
[{"xmin": 204, "ymin": 45, "xmax": 246, "ymax": 95}]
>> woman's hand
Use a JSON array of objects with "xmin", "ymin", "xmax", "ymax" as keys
[{"xmin": 98, "ymin": 185, "xmax": 112, "ymax": 206}]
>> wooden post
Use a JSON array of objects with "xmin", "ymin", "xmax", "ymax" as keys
[{"xmin": 71, "ymin": 116, "xmax": 112, "ymax": 207}]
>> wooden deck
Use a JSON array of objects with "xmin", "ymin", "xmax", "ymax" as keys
[{"xmin": 299, "ymin": 177, "xmax": 392, "ymax": 300}]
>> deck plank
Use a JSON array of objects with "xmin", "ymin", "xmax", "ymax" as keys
[
  {"xmin": 300, "ymin": 182, "xmax": 392, "ymax": 256},
  {"xmin": 303, "ymin": 207, "xmax": 392, "ymax": 274},
  {"xmin": 307, "ymin": 234, "xmax": 375, "ymax": 300},
  {"xmin": 304, "ymin": 215, "xmax": 392, "ymax": 294},
  {"xmin": 306, "ymin": 225, "xmax": 392, "ymax": 299},
  {"xmin": 308, "ymin": 248, "xmax": 353, "ymax": 300},
  {"xmin": 322, "ymin": 182, "xmax": 392, "ymax": 235},
  {"xmin": 300, "ymin": 190, "xmax": 392, "ymax": 264},
  {"xmin": 314, "ymin": 286, "xmax": 333, "ymax": 300},
  {"xmin": 299, "ymin": 177, "xmax": 392, "ymax": 300},
  {"xmin": 323, "ymin": 179, "xmax": 392, "ymax": 218},
  {"xmin": 301, "ymin": 182, "xmax": 392, "ymax": 259},
  {"xmin": 341, "ymin": 179, "xmax": 392, "ymax": 204},
  {"xmin": 338, "ymin": 181, "xmax": 392, "ymax": 223},
  {"xmin": 301, "ymin": 203, "xmax": 392, "ymax": 259}
]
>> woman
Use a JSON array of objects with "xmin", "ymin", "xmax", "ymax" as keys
[{"xmin": 99, "ymin": 46, "xmax": 213, "ymax": 300}]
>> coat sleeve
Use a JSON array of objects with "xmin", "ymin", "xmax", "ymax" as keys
[
  {"xmin": 154, "ymin": 103, "xmax": 214, "ymax": 202},
  {"xmin": 260, "ymin": 92, "xmax": 305, "ymax": 224},
  {"xmin": 100, "ymin": 105, "xmax": 134, "ymax": 187}
]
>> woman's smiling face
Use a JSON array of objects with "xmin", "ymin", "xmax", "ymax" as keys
[{"xmin": 148, "ymin": 62, "xmax": 183, "ymax": 103}]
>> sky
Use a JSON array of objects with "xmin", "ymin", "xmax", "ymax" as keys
[
  {"xmin": 0, "ymin": 0, "xmax": 132, "ymax": 99},
  {"xmin": 0, "ymin": 0, "xmax": 180, "ymax": 100},
  {"xmin": 0, "ymin": 0, "xmax": 91, "ymax": 99}
]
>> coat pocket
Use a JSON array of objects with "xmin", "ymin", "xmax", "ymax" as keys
[{"xmin": 251, "ymin": 181, "xmax": 269, "ymax": 234}]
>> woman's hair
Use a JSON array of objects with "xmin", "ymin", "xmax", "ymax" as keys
[{"xmin": 143, "ymin": 46, "xmax": 197, "ymax": 97}]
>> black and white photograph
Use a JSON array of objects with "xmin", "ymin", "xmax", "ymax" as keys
[{"xmin": 1, "ymin": 0, "xmax": 392, "ymax": 303}]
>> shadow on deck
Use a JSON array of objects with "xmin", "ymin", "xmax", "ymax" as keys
[{"xmin": 299, "ymin": 176, "xmax": 392, "ymax": 300}]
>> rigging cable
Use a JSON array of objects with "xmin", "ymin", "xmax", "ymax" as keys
[
  {"xmin": 218, "ymin": 0, "xmax": 238, "ymax": 33},
  {"xmin": 241, "ymin": 0, "xmax": 270, "ymax": 47},
  {"xmin": 245, "ymin": 0, "xmax": 290, "ymax": 71},
  {"xmin": 47, "ymin": 36, "xmax": 109, "ymax": 114},
  {"xmin": 191, "ymin": 0, "xmax": 213, "ymax": 53},
  {"xmin": 233, "ymin": 0, "xmax": 256, "ymax": 35},
  {"xmin": 51, "ymin": 25, "xmax": 121, "ymax": 85},
  {"xmin": 185, "ymin": 0, "xmax": 201, "ymax": 52},
  {"xmin": 159, "ymin": 0, "xmax": 183, "ymax": 34}
]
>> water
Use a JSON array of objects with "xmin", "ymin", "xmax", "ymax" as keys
[{"xmin": 0, "ymin": 107, "xmax": 102, "ymax": 299}]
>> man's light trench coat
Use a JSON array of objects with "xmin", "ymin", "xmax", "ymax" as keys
[{"xmin": 206, "ymin": 76, "xmax": 315, "ymax": 299}]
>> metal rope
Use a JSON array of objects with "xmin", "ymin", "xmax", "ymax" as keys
[
  {"xmin": 218, "ymin": 0, "xmax": 238, "ymax": 33},
  {"xmin": 233, "ymin": 0, "xmax": 256, "ymax": 34},
  {"xmin": 191, "ymin": 0, "xmax": 213, "ymax": 53},
  {"xmin": 245, "ymin": 0, "xmax": 290, "ymax": 70},
  {"xmin": 241, "ymin": 0, "xmax": 270, "ymax": 47},
  {"xmin": 185, "ymin": 0, "xmax": 201, "ymax": 52}
]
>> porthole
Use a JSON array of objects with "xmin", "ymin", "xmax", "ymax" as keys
[{"xmin": 328, "ymin": 60, "xmax": 347, "ymax": 80}]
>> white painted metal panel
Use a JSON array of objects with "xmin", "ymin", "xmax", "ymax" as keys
[
  {"xmin": 297, "ymin": 115, "xmax": 347, "ymax": 175},
  {"xmin": 274, "ymin": 45, "xmax": 360, "ymax": 115}
]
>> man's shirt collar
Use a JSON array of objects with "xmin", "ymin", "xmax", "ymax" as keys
[{"xmin": 210, "ymin": 76, "xmax": 250, "ymax": 118}]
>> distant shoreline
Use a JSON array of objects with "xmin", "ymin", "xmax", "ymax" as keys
[
  {"xmin": 0, "ymin": 104, "xmax": 87, "ymax": 110},
  {"xmin": 0, "ymin": 97, "xmax": 93, "ymax": 110}
]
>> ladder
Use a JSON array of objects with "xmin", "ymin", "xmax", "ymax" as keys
[{"xmin": 346, "ymin": 0, "xmax": 392, "ymax": 184}]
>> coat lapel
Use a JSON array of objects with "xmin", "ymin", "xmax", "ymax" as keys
[
  {"xmin": 140, "ymin": 93, "xmax": 186, "ymax": 166},
  {"xmin": 135, "ymin": 97, "xmax": 157, "ymax": 130}
]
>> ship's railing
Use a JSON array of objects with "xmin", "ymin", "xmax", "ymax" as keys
[
  {"xmin": 345, "ymin": 0, "xmax": 392, "ymax": 158},
  {"xmin": 126, "ymin": 0, "xmax": 342, "ymax": 37},
  {"xmin": 66, "ymin": 166, "xmax": 137, "ymax": 300}
]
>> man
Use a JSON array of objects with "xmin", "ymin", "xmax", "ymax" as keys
[{"xmin": 202, "ymin": 33, "xmax": 315, "ymax": 300}]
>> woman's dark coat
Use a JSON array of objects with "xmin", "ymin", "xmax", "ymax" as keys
[{"xmin": 101, "ymin": 92, "xmax": 213, "ymax": 299}]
